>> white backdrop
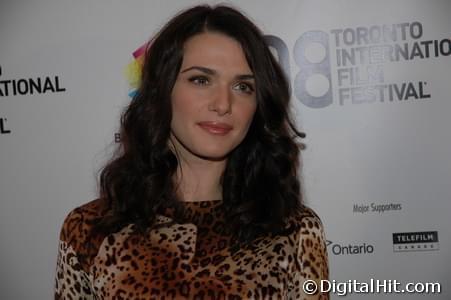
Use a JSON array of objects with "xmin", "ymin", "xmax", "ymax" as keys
[{"xmin": 1, "ymin": 0, "xmax": 450, "ymax": 299}]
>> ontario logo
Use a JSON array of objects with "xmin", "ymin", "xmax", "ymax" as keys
[
  {"xmin": 326, "ymin": 240, "xmax": 374, "ymax": 255},
  {"xmin": 124, "ymin": 42, "xmax": 148, "ymax": 98}
]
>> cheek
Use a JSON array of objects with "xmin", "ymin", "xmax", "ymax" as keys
[
  {"xmin": 171, "ymin": 90, "xmax": 199, "ymax": 122},
  {"xmin": 170, "ymin": 82, "xmax": 212, "ymax": 145},
  {"xmin": 176, "ymin": 105, "xmax": 202, "ymax": 128},
  {"xmin": 240, "ymin": 102, "xmax": 257, "ymax": 126}
]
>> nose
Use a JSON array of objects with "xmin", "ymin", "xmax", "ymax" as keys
[{"xmin": 209, "ymin": 84, "xmax": 232, "ymax": 115}]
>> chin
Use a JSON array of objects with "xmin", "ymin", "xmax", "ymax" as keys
[
  {"xmin": 197, "ymin": 150, "xmax": 230, "ymax": 161},
  {"xmin": 191, "ymin": 144, "xmax": 232, "ymax": 160}
]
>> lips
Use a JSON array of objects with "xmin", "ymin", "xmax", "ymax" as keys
[{"xmin": 197, "ymin": 121, "xmax": 233, "ymax": 135}]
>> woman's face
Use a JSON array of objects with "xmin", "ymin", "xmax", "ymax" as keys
[{"xmin": 169, "ymin": 32, "xmax": 257, "ymax": 161}]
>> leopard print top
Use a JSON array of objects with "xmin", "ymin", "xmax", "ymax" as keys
[{"xmin": 55, "ymin": 199, "xmax": 329, "ymax": 299}]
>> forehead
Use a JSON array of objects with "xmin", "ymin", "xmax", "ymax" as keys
[{"xmin": 181, "ymin": 32, "xmax": 252, "ymax": 72}]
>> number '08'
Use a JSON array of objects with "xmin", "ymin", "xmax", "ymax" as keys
[{"xmin": 265, "ymin": 32, "xmax": 333, "ymax": 108}]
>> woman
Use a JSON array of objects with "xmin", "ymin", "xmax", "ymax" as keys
[{"xmin": 55, "ymin": 4, "xmax": 329, "ymax": 299}]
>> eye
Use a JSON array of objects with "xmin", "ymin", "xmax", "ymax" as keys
[
  {"xmin": 188, "ymin": 76, "xmax": 210, "ymax": 86},
  {"xmin": 234, "ymin": 82, "xmax": 255, "ymax": 94}
]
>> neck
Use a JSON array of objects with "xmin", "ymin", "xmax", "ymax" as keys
[
  {"xmin": 173, "ymin": 158, "xmax": 225, "ymax": 202},
  {"xmin": 169, "ymin": 138, "xmax": 226, "ymax": 203}
]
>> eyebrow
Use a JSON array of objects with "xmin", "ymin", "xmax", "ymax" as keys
[{"xmin": 180, "ymin": 66, "xmax": 255, "ymax": 80}]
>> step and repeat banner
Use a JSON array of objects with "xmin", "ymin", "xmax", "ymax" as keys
[{"xmin": 1, "ymin": 0, "xmax": 450, "ymax": 299}]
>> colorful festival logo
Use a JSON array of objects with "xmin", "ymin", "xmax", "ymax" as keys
[{"xmin": 124, "ymin": 42, "xmax": 148, "ymax": 98}]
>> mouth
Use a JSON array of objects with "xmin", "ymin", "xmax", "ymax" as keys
[{"xmin": 197, "ymin": 121, "xmax": 233, "ymax": 135}]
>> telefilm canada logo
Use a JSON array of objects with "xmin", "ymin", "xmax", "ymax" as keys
[
  {"xmin": 326, "ymin": 240, "xmax": 374, "ymax": 255},
  {"xmin": 266, "ymin": 21, "xmax": 450, "ymax": 108},
  {"xmin": 392, "ymin": 231, "xmax": 439, "ymax": 252},
  {"xmin": 0, "ymin": 65, "xmax": 66, "ymax": 97}
]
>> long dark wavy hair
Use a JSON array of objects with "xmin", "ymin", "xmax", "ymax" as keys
[{"xmin": 96, "ymin": 4, "xmax": 306, "ymax": 246}]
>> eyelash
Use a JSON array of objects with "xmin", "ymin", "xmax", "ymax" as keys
[
  {"xmin": 189, "ymin": 76, "xmax": 209, "ymax": 85},
  {"xmin": 188, "ymin": 76, "xmax": 255, "ymax": 94},
  {"xmin": 234, "ymin": 82, "xmax": 255, "ymax": 94}
]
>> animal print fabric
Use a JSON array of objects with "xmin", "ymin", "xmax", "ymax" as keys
[{"xmin": 55, "ymin": 199, "xmax": 329, "ymax": 299}]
